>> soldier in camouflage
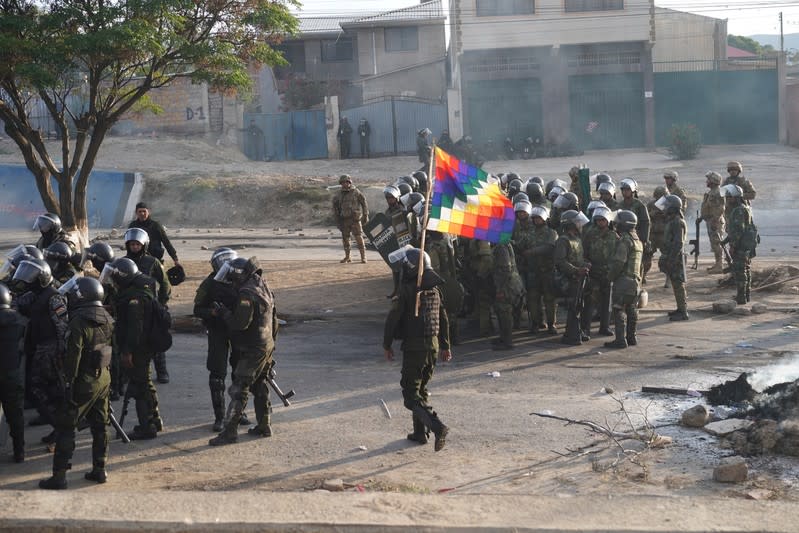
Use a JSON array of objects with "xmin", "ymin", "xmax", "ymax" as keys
[
  {"xmin": 332, "ymin": 174, "xmax": 369, "ymax": 264},
  {"xmin": 643, "ymin": 186, "xmax": 668, "ymax": 286},
  {"xmin": 723, "ymin": 161, "xmax": 756, "ymax": 221},
  {"xmin": 38, "ymin": 278, "xmax": 114, "ymax": 490},
  {"xmin": 699, "ymin": 171, "xmax": 726, "ymax": 274},
  {"xmin": 425, "ymin": 232, "xmax": 463, "ymax": 345},
  {"xmin": 582, "ymin": 206, "xmax": 618, "ymax": 339},
  {"xmin": 516, "ymin": 205, "xmax": 558, "ymax": 335},
  {"xmin": 604, "ymin": 211, "xmax": 643, "ymax": 349},
  {"xmin": 657, "ymin": 195, "xmax": 689, "ymax": 321},
  {"xmin": 383, "ymin": 248, "xmax": 451, "ymax": 451},
  {"xmin": 721, "ymin": 185, "xmax": 755, "ymax": 304},
  {"xmin": 555, "ymin": 210, "xmax": 591, "ymax": 345},
  {"xmin": 490, "ymin": 242, "xmax": 525, "ymax": 350},
  {"xmin": 663, "ymin": 171, "xmax": 686, "ymax": 210},
  {"xmin": 568, "ymin": 166, "xmax": 590, "ymax": 212}
]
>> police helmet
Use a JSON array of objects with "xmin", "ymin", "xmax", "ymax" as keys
[
  {"xmin": 508, "ymin": 178, "xmax": 524, "ymax": 198},
  {"xmin": 383, "ymin": 185, "xmax": 401, "ymax": 201},
  {"xmin": 560, "ymin": 210, "xmax": 590, "ymax": 231},
  {"xmin": 44, "ymin": 241, "xmax": 73, "ymax": 270},
  {"xmin": 214, "ymin": 256, "xmax": 261, "ymax": 286},
  {"xmin": 398, "ymin": 175, "xmax": 419, "ymax": 192},
  {"xmin": 512, "ymin": 192, "xmax": 529, "ymax": 206},
  {"xmin": 528, "ymin": 176, "xmax": 544, "ymax": 186},
  {"xmin": 400, "ymin": 192, "xmax": 425, "ymax": 212},
  {"xmin": 388, "ymin": 246, "xmax": 432, "ymax": 280},
  {"xmin": 82, "ymin": 242, "xmax": 115, "ymax": 271},
  {"xmin": 594, "ymin": 173, "xmax": 613, "ymax": 191},
  {"xmin": 33, "ymin": 213, "xmax": 62, "ymax": 234},
  {"xmin": 553, "ymin": 191, "xmax": 579, "ymax": 211},
  {"xmin": 530, "ymin": 206, "xmax": 550, "ymax": 222},
  {"xmin": 720, "ymin": 184, "xmax": 743, "ymax": 198},
  {"xmin": 655, "ymin": 194, "xmax": 683, "ymax": 212},
  {"xmin": 727, "ymin": 161, "xmax": 743, "ymax": 173},
  {"xmin": 210, "ymin": 247, "xmax": 238, "ymax": 273},
  {"xmin": 616, "ymin": 210, "xmax": 638, "ymax": 232},
  {"xmin": 598, "ymin": 182, "xmax": 616, "ymax": 197},
  {"xmin": 66, "ymin": 277, "xmax": 105, "ymax": 308},
  {"xmin": 705, "ymin": 171, "xmax": 722, "ymax": 185},
  {"xmin": 0, "ymin": 283, "xmax": 10, "ymax": 309},
  {"xmin": 167, "ymin": 265, "xmax": 186, "ymax": 286},
  {"xmin": 545, "ymin": 178, "xmax": 567, "ymax": 196},
  {"xmin": 412, "ymin": 171, "xmax": 428, "ymax": 192},
  {"xmin": 620, "ymin": 178, "xmax": 638, "ymax": 193},
  {"xmin": 124, "ymin": 228, "xmax": 150, "ymax": 247},
  {"xmin": 514, "ymin": 200, "xmax": 533, "ymax": 216},
  {"xmin": 11, "ymin": 258, "xmax": 53, "ymax": 289},
  {"xmin": 526, "ymin": 182, "xmax": 544, "ymax": 201},
  {"xmin": 547, "ymin": 186, "xmax": 565, "ymax": 203},
  {"xmin": 99, "ymin": 257, "xmax": 139, "ymax": 288},
  {"xmin": 591, "ymin": 207, "xmax": 613, "ymax": 223},
  {"xmin": 396, "ymin": 182, "xmax": 413, "ymax": 197},
  {"xmin": 1, "ymin": 244, "xmax": 44, "ymax": 280},
  {"xmin": 506, "ymin": 172, "xmax": 520, "ymax": 183}
]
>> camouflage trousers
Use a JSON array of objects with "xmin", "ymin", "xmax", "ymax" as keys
[
  {"xmin": 706, "ymin": 219, "xmax": 725, "ymax": 261},
  {"xmin": 52, "ymin": 369, "xmax": 110, "ymax": 472},
  {"xmin": 223, "ymin": 348, "xmax": 272, "ymax": 433},
  {"xmin": 526, "ymin": 270, "xmax": 556, "ymax": 328},
  {"xmin": 400, "ymin": 348, "xmax": 437, "ymax": 411},
  {"xmin": 339, "ymin": 217, "xmax": 365, "ymax": 253},
  {"xmin": 732, "ymin": 251, "xmax": 751, "ymax": 303}
]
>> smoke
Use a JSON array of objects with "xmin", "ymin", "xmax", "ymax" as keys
[{"xmin": 748, "ymin": 353, "xmax": 799, "ymax": 392}]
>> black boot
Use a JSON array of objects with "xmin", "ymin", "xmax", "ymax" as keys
[
  {"xmin": 85, "ymin": 468, "xmax": 108, "ymax": 484},
  {"xmin": 13, "ymin": 439, "xmax": 24, "ymax": 463},
  {"xmin": 39, "ymin": 470, "xmax": 68, "ymax": 490},
  {"xmin": 129, "ymin": 424, "xmax": 158, "ymax": 441},
  {"xmin": 209, "ymin": 426, "xmax": 238, "ymax": 446},
  {"xmin": 412, "ymin": 405, "xmax": 449, "ymax": 452},
  {"xmin": 154, "ymin": 352, "xmax": 169, "ymax": 384},
  {"xmin": 626, "ymin": 309, "xmax": 638, "ymax": 346},
  {"xmin": 604, "ymin": 314, "xmax": 627, "ymax": 349},
  {"xmin": 210, "ymin": 380, "xmax": 226, "ymax": 432},
  {"xmin": 406, "ymin": 415, "xmax": 428, "ymax": 444}
]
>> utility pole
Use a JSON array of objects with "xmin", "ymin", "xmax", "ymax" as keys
[{"xmin": 780, "ymin": 11, "xmax": 784, "ymax": 54}]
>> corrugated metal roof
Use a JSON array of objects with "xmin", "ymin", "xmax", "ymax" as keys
[{"xmin": 348, "ymin": 0, "xmax": 443, "ymax": 24}]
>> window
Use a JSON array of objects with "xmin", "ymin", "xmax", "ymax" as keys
[
  {"xmin": 565, "ymin": 0, "xmax": 623, "ymax": 13},
  {"xmin": 385, "ymin": 27, "xmax": 419, "ymax": 52},
  {"xmin": 476, "ymin": 0, "xmax": 534, "ymax": 16},
  {"xmin": 321, "ymin": 37, "xmax": 353, "ymax": 62},
  {"xmin": 276, "ymin": 42, "xmax": 306, "ymax": 73}
]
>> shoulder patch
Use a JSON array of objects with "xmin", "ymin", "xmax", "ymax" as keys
[{"xmin": 129, "ymin": 299, "xmax": 139, "ymax": 305}]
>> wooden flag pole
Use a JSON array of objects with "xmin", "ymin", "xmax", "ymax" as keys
[{"xmin": 414, "ymin": 142, "xmax": 437, "ymax": 317}]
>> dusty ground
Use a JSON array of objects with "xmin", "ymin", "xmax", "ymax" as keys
[{"xmin": 1, "ymin": 136, "xmax": 799, "ymax": 530}]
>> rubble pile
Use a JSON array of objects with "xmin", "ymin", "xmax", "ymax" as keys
[{"xmin": 718, "ymin": 264, "xmax": 799, "ymax": 291}]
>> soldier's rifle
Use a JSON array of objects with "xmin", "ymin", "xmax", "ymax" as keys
[
  {"xmin": 109, "ymin": 406, "xmax": 130, "ymax": 443},
  {"xmin": 116, "ymin": 383, "xmax": 134, "ymax": 440},
  {"xmin": 689, "ymin": 210, "xmax": 701, "ymax": 270},
  {"xmin": 267, "ymin": 365, "xmax": 295, "ymax": 407}
]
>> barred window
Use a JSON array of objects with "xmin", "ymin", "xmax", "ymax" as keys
[
  {"xmin": 565, "ymin": 0, "xmax": 623, "ymax": 12},
  {"xmin": 476, "ymin": 0, "xmax": 535, "ymax": 16}
]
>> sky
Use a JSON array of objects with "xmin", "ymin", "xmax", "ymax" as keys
[{"xmin": 292, "ymin": 0, "xmax": 799, "ymax": 37}]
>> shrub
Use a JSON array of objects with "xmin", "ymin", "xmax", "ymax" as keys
[{"xmin": 667, "ymin": 123, "xmax": 701, "ymax": 160}]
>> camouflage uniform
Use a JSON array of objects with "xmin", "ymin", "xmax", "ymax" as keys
[
  {"xmin": 582, "ymin": 222, "xmax": 619, "ymax": 337},
  {"xmin": 426, "ymin": 233, "xmax": 463, "ymax": 345},
  {"xmin": 619, "ymin": 197, "xmax": 650, "ymax": 245},
  {"xmin": 212, "ymin": 270, "xmax": 278, "ymax": 443},
  {"xmin": 49, "ymin": 304, "xmax": 114, "ymax": 480},
  {"xmin": 383, "ymin": 267, "xmax": 450, "ymax": 450},
  {"xmin": 332, "ymin": 178, "xmax": 369, "ymax": 263},
  {"xmin": 491, "ymin": 243, "xmax": 525, "ymax": 349},
  {"xmin": 700, "ymin": 180, "xmax": 726, "ymax": 272},
  {"xmin": 643, "ymin": 192, "xmax": 667, "ymax": 283},
  {"xmin": 568, "ymin": 168, "xmax": 590, "ymax": 213},
  {"xmin": 193, "ymin": 273, "xmax": 241, "ymax": 429},
  {"xmin": 516, "ymin": 221, "xmax": 558, "ymax": 333},
  {"xmin": 464, "ymin": 239, "xmax": 494, "ymax": 336},
  {"xmin": 554, "ymin": 231, "xmax": 587, "ymax": 344},
  {"xmin": 660, "ymin": 213, "xmax": 688, "ymax": 318},
  {"xmin": 606, "ymin": 229, "xmax": 643, "ymax": 348},
  {"xmin": 724, "ymin": 203, "xmax": 754, "ymax": 304},
  {"xmin": 0, "ymin": 304, "xmax": 26, "ymax": 462},
  {"xmin": 722, "ymin": 175, "xmax": 756, "ymax": 221}
]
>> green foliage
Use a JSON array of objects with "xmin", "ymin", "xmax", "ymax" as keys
[
  {"xmin": 727, "ymin": 34, "xmax": 776, "ymax": 56},
  {"xmin": 281, "ymin": 76, "xmax": 330, "ymax": 111},
  {"xmin": 0, "ymin": 0, "xmax": 300, "ymax": 229},
  {"xmin": 667, "ymin": 123, "xmax": 701, "ymax": 160}
]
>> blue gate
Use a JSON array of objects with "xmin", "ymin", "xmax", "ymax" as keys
[
  {"xmin": 243, "ymin": 109, "xmax": 327, "ymax": 161},
  {"xmin": 342, "ymin": 97, "xmax": 448, "ymax": 156}
]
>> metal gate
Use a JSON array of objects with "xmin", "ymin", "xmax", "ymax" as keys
[
  {"xmin": 569, "ymin": 73, "xmax": 645, "ymax": 149},
  {"xmin": 654, "ymin": 60, "xmax": 778, "ymax": 145},
  {"xmin": 243, "ymin": 109, "xmax": 327, "ymax": 161},
  {"xmin": 342, "ymin": 97, "xmax": 447, "ymax": 156},
  {"xmin": 464, "ymin": 78, "xmax": 543, "ymax": 146}
]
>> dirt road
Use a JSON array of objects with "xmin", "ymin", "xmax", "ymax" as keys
[{"xmin": 1, "ymin": 137, "xmax": 798, "ymax": 530}]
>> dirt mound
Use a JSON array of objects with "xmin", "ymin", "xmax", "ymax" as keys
[{"xmin": 718, "ymin": 265, "xmax": 799, "ymax": 291}]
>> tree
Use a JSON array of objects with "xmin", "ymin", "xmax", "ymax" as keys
[
  {"xmin": 727, "ymin": 35, "xmax": 776, "ymax": 56},
  {"xmin": 0, "ymin": 0, "xmax": 298, "ymax": 240}
]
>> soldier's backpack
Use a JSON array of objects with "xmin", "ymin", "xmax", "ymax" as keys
[
  {"xmin": 740, "ymin": 220, "xmax": 761, "ymax": 258},
  {"xmin": 147, "ymin": 298, "xmax": 173, "ymax": 352}
]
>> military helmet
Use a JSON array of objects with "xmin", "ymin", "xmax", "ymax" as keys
[
  {"xmin": 598, "ymin": 182, "xmax": 616, "ymax": 196},
  {"xmin": 545, "ymin": 178, "xmax": 567, "ymax": 196},
  {"xmin": 663, "ymin": 170, "xmax": 679, "ymax": 180},
  {"xmin": 653, "ymin": 185, "xmax": 668, "ymax": 199},
  {"xmin": 616, "ymin": 210, "xmax": 638, "ymax": 232},
  {"xmin": 44, "ymin": 241, "xmax": 73, "ymax": 270},
  {"xmin": 66, "ymin": 277, "xmax": 105, "ymax": 308},
  {"xmin": 82, "ymin": 241, "xmax": 115, "ymax": 271},
  {"xmin": 506, "ymin": 172, "xmax": 520, "ymax": 183},
  {"xmin": 568, "ymin": 166, "xmax": 580, "ymax": 179},
  {"xmin": 560, "ymin": 209, "xmax": 589, "ymax": 231},
  {"xmin": 547, "ymin": 186, "xmax": 565, "ymax": 203},
  {"xmin": 720, "ymin": 184, "xmax": 743, "ymax": 198},
  {"xmin": 11, "ymin": 258, "xmax": 53, "ymax": 289},
  {"xmin": 594, "ymin": 173, "xmax": 613, "ymax": 191},
  {"xmin": 412, "ymin": 170, "xmax": 427, "ymax": 186},
  {"xmin": 0, "ymin": 283, "xmax": 11, "ymax": 309},
  {"xmin": 553, "ymin": 191, "xmax": 579, "ymax": 211},
  {"xmin": 124, "ymin": 227, "xmax": 150, "ymax": 247},
  {"xmin": 528, "ymin": 176, "xmax": 544, "ymax": 186},
  {"xmin": 211, "ymin": 247, "xmax": 238, "ymax": 273},
  {"xmin": 398, "ymin": 175, "xmax": 419, "ymax": 192},
  {"xmin": 587, "ymin": 200, "xmax": 607, "ymax": 212},
  {"xmin": 508, "ymin": 178, "xmax": 524, "ymax": 198},
  {"xmin": 339, "ymin": 174, "xmax": 353, "ymax": 185},
  {"xmin": 526, "ymin": 182, "xmax": 544, "ymax": 201},
  {"xmin": 514, "ymin": 200, "xmax": 533, "ymax": 216},
  {"xmin": 512, "ymin": 192, "xmax": 529, "ymax": 206},
  {"xmin": 620, "ymin": 178, "xmax": 638, "ymax": 192},
  {"xmin": 705, "ymin": 171, "xmax": 722, "ymax": 185},
  {"xmin": 33, "ymin": 213, "xmax": 62, "ymax": 234},
  {"xmin": 655, "ymin": 194, "xmax": 683, "ymax": 212},
  {"xmin": 591, "ymin": 206, "xmax": 613, "ymax": 223},
  {"xmin": 383, "ymin": 185, "xmax": 401, "ymax": 201},
  {"xmin": 530, "ymin": 206, "xmax": 550, "ymax": 221},
  {"xmin": 396, "ymin": 182, "xmax": 412, "ymax": 197},
  {"xmin": 727, "ymin": 161, "xmax": 743, "ymax": 172}
]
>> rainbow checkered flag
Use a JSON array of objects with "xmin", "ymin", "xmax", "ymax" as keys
[{"xmin": 427, "ymin": 147, "xmax": 515, "ymax": 244}]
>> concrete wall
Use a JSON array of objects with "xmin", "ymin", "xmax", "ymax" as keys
[
  {"xmin": 360, "ymin": 61, "xmax": 446, "ymax": 102},
  {"xmin": 455, "ymin": 0, "xmax": 652, "ymax": 51},
  {"xmin": 298, "ymin": 35, "xmax": 360, "ymax": 81},
  {"xmin": 785, "ymin": 81, "xmax": 799, "ymax": 147},
  {"xmin": 353, "ymin": 23, "xmax": 445, "ymax": 77},
  {"xmin": 653, "ymin": 8, "xmax": 724, "ymax": 65},
  {"xmin": 117, "ymin": 78, "xmax": 211, "ymax": 135}
]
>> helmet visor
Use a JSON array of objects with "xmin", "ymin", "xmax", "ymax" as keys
[
  {"xmin": 98, "ymin": 263, "xmax": 115, "ymax": 286},
  {"xmin": 388, "ymin": 245, "xmax": 413, "ymax": 265},
  {"xmin": 654, "ymin": 196, "xmax": 669, "ymax": 211},
  {"xmin": 553, "ymin": 195, "xmax": 572, "ymax": 209},
  {"xmin": 57, "ymin": 273, "xmax": 82, "ymax": 296},
  {"xmin": 11, "ymin": 260, "xmax": 44, "ymax": 284},
  {"xmin": 33, "ymin": 215, "xmax": 55, "ymax": 233},
  {"xmin": 213, "ymin": 262, "xmax": 233, "ymax": 283}
]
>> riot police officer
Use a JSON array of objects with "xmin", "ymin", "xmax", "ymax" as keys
[
  {"xmin": 657, "ymin": 195, "xmax": 689, "ymax": 321},
  {"xmin": 33, "ymin": 213, "xmax": 77, "ymax": 253},
  {"xmin": 604, "ymin": 211, "xmax": 643, "ymax": 349},
  {"xmin": 0, "ymin": 283, "xmax": 26, "ymax": 462},
  {"xmin": 554, "ymin": 210, "xmax": 590, "ymax": 345}
]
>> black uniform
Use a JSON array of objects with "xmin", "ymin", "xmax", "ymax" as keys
[
  {"xmin": 128, "ymin": 218, "xmax": 179, "ymax": 264},
  {"xmin": 0, "ymin": 306, "xmax": 26, "ymax": 462}
]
